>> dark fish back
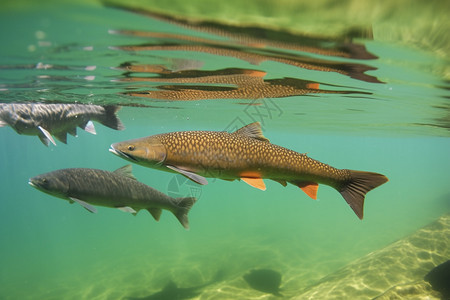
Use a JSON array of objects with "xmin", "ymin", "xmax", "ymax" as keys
[{"xmin": 57, "ymin": 168, "xmax": 169, "ymax": 204}]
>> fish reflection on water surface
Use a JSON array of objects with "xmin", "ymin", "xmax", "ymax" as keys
[
  {"xmin": 105, "ymin": 2, "xmax": 382, "ymax": 101},
  {"xmin": 116, "ymin": 66, "xmax": 369, "ymax": 101},
  {"xmin": 106, "ymin": 2, "xmax": 377, "ymax": 60},
  {"xmin": 0, "ymin": 103, "xmax": 124, "ymax": 146},
  {"xmin": 114, "ymin": 43, "xmax": 381, "ymax": 84}
]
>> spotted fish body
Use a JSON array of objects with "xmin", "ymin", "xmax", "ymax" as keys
[
  {"xmin": 155, "ymin": 130, "xmax": 345, "ymax": 184},
  {"xmin": 0, "ymin": 103, "xmax": 124, "ymax": 146},
  {"xmin": 110, "ymin": 122, "xmax": 388, "ymax": 219},
  {"xmin": 28, "ymin": 165, "xmax": 196, "ymax": 229}
]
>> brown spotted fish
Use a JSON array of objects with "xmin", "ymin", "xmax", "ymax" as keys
[
  {"xmin": 109, "ymin": 122, "xmax": 388, "ymax": 219},
  {"xmin": 0, "ymin": 103, "xmax": 124, "ymax": 146}
]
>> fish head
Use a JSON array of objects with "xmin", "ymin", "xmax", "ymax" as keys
[
  {"xmin": 28, "ymin": 172, "xmax": 70, "ymax": 199},
  {"xmin": 0, "ymin": 104, "xmax": 36, "ymax": 134},
  {"xmin": 0, "ymin": 110, "xmax": 16, "ymax": 128},
  {"xmin": 109, "ymin": 136, "xmax": 167, "ymax": 168}
]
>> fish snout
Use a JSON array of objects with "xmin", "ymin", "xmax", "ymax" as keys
[
  {"xmin": 109, "ymin": 144, "xmax": 138, "ymax": 161},
  {"xmin": 28, "ymin": 176, "xmax": 48, "ymax": 191},
  {"xmin": 28, "ymin": 178, "xmax": 37, "ymax": 188},
  {"xmin": 109, "ymin": 145, "xmax": 119, "ymax": 155}
]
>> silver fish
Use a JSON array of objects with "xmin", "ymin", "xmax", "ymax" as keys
[
  {"xmin": 0, "ymin": 103, "xmax": 125, "ymax": 146},
  {"xmin": 28, "ymin": 165, "xmax": 196, "ymax": 229}
]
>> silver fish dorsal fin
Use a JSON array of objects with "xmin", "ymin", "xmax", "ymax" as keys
[
  {"xmin": 233, "ymin": 122, "xmax": 270, "ymax": 142},
  {"xmin": 113, "ymin": 165, "xmax": 137, "ymax": 180}
]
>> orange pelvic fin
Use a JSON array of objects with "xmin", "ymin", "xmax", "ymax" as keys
[
  {"xmin": 306, "ymin": 83, "xmax": 320, "ymax": 89},
  {"xmin": 292, "ymin": 181, "xmax": 319, "ymax": 199},
  {"xmin": 242, "ymin": 177, "xmax": 266, "ymax": 191},
  {"xmin": 247, "ymin": 70, "xmax": 267, "ymax": 77}
]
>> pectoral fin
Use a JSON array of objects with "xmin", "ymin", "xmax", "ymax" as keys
[
  {"xmin": 242, "ymin": 177, "xmax": 266, "ymax": 191},
  {"xmin": 38, "ymin": 126, "xmax": 56, "ymax": 146},
  {"xmin": 291, "ymin": 181, "xmax": 319, "ymax": 199},
  {"xmin": 166, "ymin": 165, "xmax": 208, "ymax": 185},
  {"xmin": 70, "ymin": 197, "xmax": 97, "ymax": 213}
]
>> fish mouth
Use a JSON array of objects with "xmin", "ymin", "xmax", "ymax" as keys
[
  {"xmin": 109, "ymin": 146, "xmax": 138, "ymax": 162},
  {"xmin": 28, "ymin": 179, "xmax": 43, "ymax": 190},
  {"xmin": 28, "ymin": 179, "xmax": 37, "ymax": 188}
]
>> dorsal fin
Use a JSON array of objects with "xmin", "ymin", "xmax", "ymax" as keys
[
  {"xmin": 233, "ymin": 122, "xmax": 269, "ymax": 142},
  {"xmin": 113, "ymin": 165, "xmax": 137, "ymax": 180}
]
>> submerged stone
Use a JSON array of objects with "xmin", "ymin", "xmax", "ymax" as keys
[{"xmin": 424, "ymin": 260, "xmax": 450, "ymax": 299}]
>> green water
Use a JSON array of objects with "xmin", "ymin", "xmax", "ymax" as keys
[{"xmin": 0, "ymin": 1, "xmax": 449, "ymax": 299}]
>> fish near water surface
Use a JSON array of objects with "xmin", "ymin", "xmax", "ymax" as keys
[
  {"xmin": 110, "ymin": 122, "xmax": 388, "ymax": 219},
  {"xmin": 28, "ymin": 165, "xmax": 196, "ymax": 229},
  {"xmin": 0, "ymin": 103, "xmax": 124, "ymax": 146}
]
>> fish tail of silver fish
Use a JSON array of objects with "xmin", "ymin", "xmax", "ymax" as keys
[
  {"xmin": 97, "ymin": 106, "xmax": 125, "ymax": 130},
  {"xmin": 171, "ymin": 197, "xmax": 197, "ymax": 229},
  {"xmin": 337, "ymin": 170, "xmax": 388, "ymax": 220}
]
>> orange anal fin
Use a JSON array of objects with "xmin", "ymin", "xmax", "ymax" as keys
[
  {"xmin": 241, "ymin": 177, "xmax": 266, "ymax": 191},
  {"xmin": 292, "ymin": 181, "xmax": 319, "ymax": 199}
]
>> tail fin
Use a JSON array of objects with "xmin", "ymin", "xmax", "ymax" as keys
[
  {"xmin": 99, "ymin": 106, "xmax": 125, "ymax": 130},
  {"xmin": 339, "ymin": 170, "xmax": 388, "ymax": 219},
  {"xmin": 172, "ymin": 197, "xmax": 197, "ymax": 229}
]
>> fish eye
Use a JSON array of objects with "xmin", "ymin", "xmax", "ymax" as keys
[{"xmin": 127, "ymin": 145, "xmax": 135, "ymax": 151}]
